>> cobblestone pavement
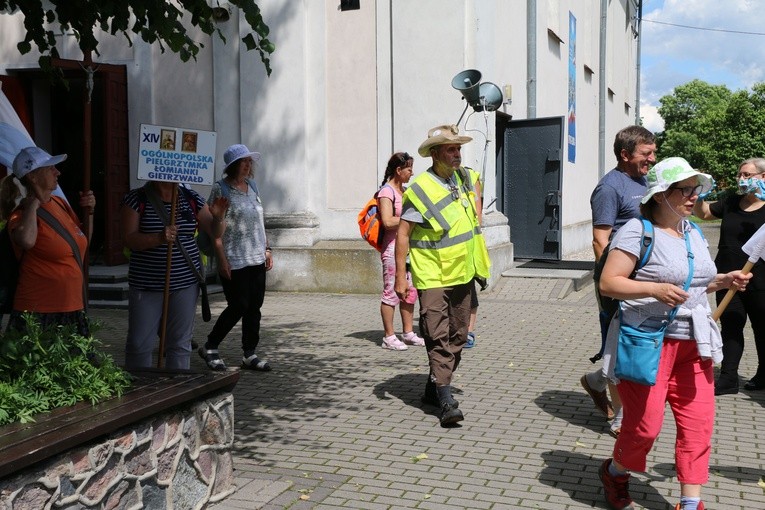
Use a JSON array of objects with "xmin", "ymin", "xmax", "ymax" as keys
[{"xmin": 90, "ymin": 224, "xmax": 765, "ymax": 509}]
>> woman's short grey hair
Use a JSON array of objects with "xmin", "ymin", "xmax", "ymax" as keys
[{"xmin": 740, "ymin": 158, "xmax": 765, "ymax": 174}]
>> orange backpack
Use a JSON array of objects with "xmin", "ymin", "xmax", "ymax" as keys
[{"xmin": 357, "ymin": 184, "xmax": 394, "ymax": 251}]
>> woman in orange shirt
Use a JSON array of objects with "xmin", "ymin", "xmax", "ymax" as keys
[{"xmin": 1, "ymin": 146, "xmax": 94, "ymax": 336}]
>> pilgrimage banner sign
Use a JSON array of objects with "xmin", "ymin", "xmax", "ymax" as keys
[{"xmin": 137, "ymin": 124, "xmax": 216, "ymax": 185}]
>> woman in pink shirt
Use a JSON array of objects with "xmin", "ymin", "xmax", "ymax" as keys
[{"xmin": 377, "ymin": 152, "xmax": 423, "ymax": 350}]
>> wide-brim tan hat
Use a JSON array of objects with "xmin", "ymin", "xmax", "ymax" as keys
[{"xmin": 417, "ymin": 124, "xmax": 472, "ymax": 157}]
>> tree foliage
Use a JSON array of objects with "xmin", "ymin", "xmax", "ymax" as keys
[
  {"xmin": 0, "ymin": 0, "xmax": 274, "ymax": 75},
  {"xmin": 656, "ymin": 79, "xmax": 765, "ymax": 190}
]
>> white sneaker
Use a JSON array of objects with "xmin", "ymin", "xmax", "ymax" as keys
[
  {"xmin": 382, "ymin": 334, "xmax": 408, "ymax": 350},
  {"xmin": 401, "ymin": 331, "xmax": 425, "ymax": 346}
]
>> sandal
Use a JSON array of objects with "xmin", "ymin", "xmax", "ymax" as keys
[
  {"xmin": 242, "ymin": 353, "xmax": 272, "ymax": 371},
  {"xmin": 198, "ymin": 346, "xmax": 226, "ymax": 371}
]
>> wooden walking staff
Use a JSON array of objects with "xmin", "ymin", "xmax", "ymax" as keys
[
  {"xmin": 712, "ymin": 223, "xmax": 765, "ymax": 321},
  {"xmin": 157, "ymin": 184, "xmax": 179, "ymax": 369},
  {"xmin": 80, "ymin": 50, "xmax": 97, "ymax": 287}
]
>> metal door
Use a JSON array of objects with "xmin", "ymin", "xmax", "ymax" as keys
[{"xmin": 496, "ymin": 115, "xmax": 563, "ymax": 260}]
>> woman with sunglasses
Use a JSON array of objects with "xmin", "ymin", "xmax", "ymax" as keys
[
  {"xmin": 694, "ymin": 158, "xmax": 765, "ymax": 395},
  {"xmin": 597, "ymin": 157, "xmax": 751, "ymax": 510},
  {"xmin": 377, "ymin": 152, "xmax": 424, "ymax": 350}
]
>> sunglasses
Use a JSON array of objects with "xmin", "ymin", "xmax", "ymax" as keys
[{"xmin": 669, "ymin": 184, "xmax": 703, "ymax": 198}]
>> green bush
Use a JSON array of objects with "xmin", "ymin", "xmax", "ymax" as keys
[{"xmin": 0, "ymin": 314, "xmax": 132, "ymax": 426}]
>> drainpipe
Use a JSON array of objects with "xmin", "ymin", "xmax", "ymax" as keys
[
  {"xmin": 389, "ymin": 0, "xmax": 395, "ymax": 150},
  {"xmin": 527, "ymin": 0, "xmax": 537, "ymax": 119},
  {"xmin": 598, "ymin": 0, "xmax": 607, "ymax": 178},
  {"xmin": 635, "ymin": 0, "xmax": 642, "ymax": 125}
]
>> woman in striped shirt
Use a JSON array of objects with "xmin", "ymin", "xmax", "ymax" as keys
[{"xmin": 121, "ymin": 181, "xmax": 227, "ymax": 369}]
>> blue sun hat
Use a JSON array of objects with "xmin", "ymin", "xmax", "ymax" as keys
[
  {"xmin": 222, "ymin": 144, "xmax": 260, "ymax": 172},
  {"xmin": 641, "ymin": 156, "xmax": 713, "ymax": 204}
]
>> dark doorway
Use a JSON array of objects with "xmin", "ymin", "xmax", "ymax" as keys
[{"xmin": 496, "ymin": 115, "xmax": 564, "ymax": 260}]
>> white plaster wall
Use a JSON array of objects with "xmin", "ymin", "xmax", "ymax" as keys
[
  {"xmin": 0, "ymin": 0, "xmax": 640, "ymax": 258},
  {"xmin": 151, "ymin": 26, "xmax": 215, "ymax": 131},
  {"xmin": 237, "ymin": 1, "xmax": 309, "ymax": 216},
  {"xmin": 325, "ymin": 3, "xmax": 377, "ymax": 214},
  {"xmin": 530, "ymin": 0, "xmax": 638, "ymax": 256},
  {"xmin": 389, "ymin": 1, "xmax": 470, "ymax": 182}
]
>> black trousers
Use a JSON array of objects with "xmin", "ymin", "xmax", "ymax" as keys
[
  {"xmin": 716, "ymin": 288, "xmax": 765, "ymax": 383},
  {"xmin": 207, "ymin": 264, "xmax": 267, "ymax": 353}
]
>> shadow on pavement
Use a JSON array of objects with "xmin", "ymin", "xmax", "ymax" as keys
[
  {"xmin": 707, "ymin": 463, "xmax": 764, "ymax": 484},
  {"xmin": 539, "ymin": 450, "xmax": 669, "ymax": 510},
  {"xmin": 346, "ymin": 329, "xmax": 384, "ymax": 345},
  {"xmin": 534, "ymin": 389, "xmax": 614, "ymax": 435},
  {"xmin": 372, "ymin": 372, "xmax": 427, "ymax": 404},
  {"xmin": 371, "ymin": 372, "xmax": 439, "ymax": 418}
]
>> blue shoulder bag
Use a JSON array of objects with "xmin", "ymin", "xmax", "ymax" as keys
[{"xmin": 614, "ymin": 228, "xmax": 694, "ymax": 386}]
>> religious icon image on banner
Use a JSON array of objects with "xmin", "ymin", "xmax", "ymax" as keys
[
  {"xmin": 182, "ymin": 131, "xmax": 198, "ymax": 153},
  {"xmin": 160, "ymin": 129, "xmax": 176, "ymax": 150}
]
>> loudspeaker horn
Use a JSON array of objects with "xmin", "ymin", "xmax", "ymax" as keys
[
  {"xmin": 451, "ymin": 69, "xmax": 482, "ymax": 105},
  {"xmin": 212, "ymin": 5, "xmax": 230, "ymax": 22},
  {"xmin": 473, "ymin": 82, "xmax": 503, "ymax": 112}
]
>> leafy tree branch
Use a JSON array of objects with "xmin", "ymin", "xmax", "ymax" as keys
[
  {"xmin": 0, "ymin": 0, "xmax": 274, "ymax": 75},
  {"xmin": 656, "ymin": 79, "xmax": 765, "ymax": 190}
]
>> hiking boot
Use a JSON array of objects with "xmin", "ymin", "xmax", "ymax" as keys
[
  {"xmin": 401, "ymin": 331, "xmax": 425, "ymax": 346},
  {"xmin": 436, "ymin": 385, "xmax": 463, "ymax": 426},
  {"xmin": 599, "ymin": 459, "xmax": 634, "ymax": 510},
  {"xmin": 439, "ymin": 402, "xmax": 464, "ymax": 426},
  {"xmin": 422, "ymin": 380, "xmax": 439, "ymax": 406},
  {"xmin": 422, "ymin": 380, "xmax": 459, "ymax": 407},
  {"xmin": 674, "ymin": 502, "xmax": 704, "ymax": 510},
  {"xmin": 382, "ymin": 335, "xmax": 408, "ymax": 350},
  {"xmin": 581, "ymin": 374, "xmax": 615, "ymax": 420}
]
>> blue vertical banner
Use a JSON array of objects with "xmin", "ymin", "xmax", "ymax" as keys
[{"xmin": 567, "ymin": 12, "xmax": 576, "ymax": 163}]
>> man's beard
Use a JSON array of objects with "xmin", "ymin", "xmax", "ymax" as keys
[{"xmin": 434, "ymin": 159, "xmax": 459, "ymax": 178}]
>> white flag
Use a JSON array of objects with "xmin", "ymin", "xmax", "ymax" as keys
[
  {"xmin": 0, "ymin": 88, "xmax": 68, "ymax": 203},
  {"xmin": 742, "ymin": 222, "xmax": 765, "ymax": 263},
  {"xmin": 0, "ymin": 88, "xmax": 34, "ymax": 168}
]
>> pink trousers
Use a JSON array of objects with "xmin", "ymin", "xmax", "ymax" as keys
[{"xmin": 614, "ymin": 338, "xmax": 715, "ymax": 484}]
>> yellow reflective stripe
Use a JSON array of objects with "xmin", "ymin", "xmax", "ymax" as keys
[
  {"xmin": 433, "ymin": 194, "xmax": 453, "ymax": 212},
  {"xmin": 411, "ymin": 229, "xmax": 475, "ymax": 249},
  {"xmin": 410, "ymin": 181, "xmax": 451, "ymax": 232}
]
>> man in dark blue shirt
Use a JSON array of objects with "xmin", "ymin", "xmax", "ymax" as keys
[{"xmin": 581, "ymin": 125, "xmax": 656, "ymax": 436}]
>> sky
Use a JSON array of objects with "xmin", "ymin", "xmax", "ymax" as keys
[{"xmin": 639, "ymin": 0, "xmax": 765, "ymax": 132}]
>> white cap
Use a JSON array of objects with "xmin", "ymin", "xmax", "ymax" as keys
[{"xmin": 12, "ymin": 146, "xmax": 67, "ymax": 179}]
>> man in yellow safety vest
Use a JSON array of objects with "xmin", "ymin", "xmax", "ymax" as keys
[{"xmin": 394, "ymin": 124, "xmax": 491, "ymax": 426}]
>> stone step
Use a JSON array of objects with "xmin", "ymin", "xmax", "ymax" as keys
[
  {"xmin": 502, "ymin": 259, "xmax": 594, "ymax": 298},
  {"xmin": 87, "ymin": 264, "xmax": 221, "ymax": 309}
]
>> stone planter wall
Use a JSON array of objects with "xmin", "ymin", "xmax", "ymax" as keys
[{"xmin": 0, "ymin": 392, "xmax": 235, "ymax": 510}]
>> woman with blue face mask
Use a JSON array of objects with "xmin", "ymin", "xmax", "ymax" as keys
[{"xmin": 694, "ymin": 158, "xmax": 765, "ymax": 395}]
